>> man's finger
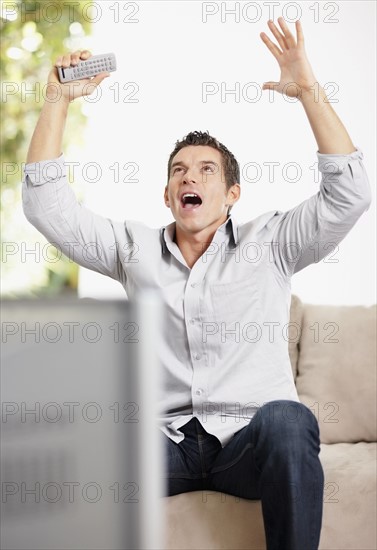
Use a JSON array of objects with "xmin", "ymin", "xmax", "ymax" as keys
[
  {"xmin": 71, "ymin": 50, "xmax": 82, "ymax": 65},
  {"xmin": 260, "ymin": 32, "xmax": 282, "ymax": 59},
  {"xmin": 61, "ymin": 54, "xmax": 71, "ymax": 68},
  {"xmin": 262, "ymin": 81, "xmax": 280, "ymax": 91},
  {"xmin": 277, "ymin": 17, "xmax": 296, "ymax": 48},
  {"xmin": 296, "ymin": 20, "xmax": 304, "ymax": 46},
  {"xmin": 268, "ymin": 19, "xmax": 289, "ymax": 51},
  {"xmin": 83, "ymin": 72, "xmax": 111, "ymax": 93}
]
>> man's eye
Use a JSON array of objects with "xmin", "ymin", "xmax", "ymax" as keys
[
  {"xmin": 203, "ymin": 165, "xmax": 214, "ymax": 172},
  {"xmin": 173, "ymin": 167, "xmax": 182, "ymax": 173}
]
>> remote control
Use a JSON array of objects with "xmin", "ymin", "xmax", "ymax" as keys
[{"xmin": 57, "ymin": 53, "xmax": 116, "ymax": 83}]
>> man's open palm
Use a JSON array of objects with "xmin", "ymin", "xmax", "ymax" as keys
[{"xmin": 260, "ymin": 17, "xmax": 317, "ymax": 97}]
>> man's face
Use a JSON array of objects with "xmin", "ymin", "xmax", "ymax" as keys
[{"xmin": 164, "ymin": 145, "xmax": 240, "ymax": 235}]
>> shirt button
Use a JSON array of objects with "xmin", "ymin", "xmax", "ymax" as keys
[
  {"xmin": 191, "ymin": 283, "xmax": 197, "ymax": 288},
  {"xmin": 193, "ymin": 353, "xmax": 201, "ymax": 360},
  {"xmin": 189, "ymin": 318, "xmax": 195, "ymax": 325},
  {"xmin": 195, "ymin": 389, "xmax": 202, "ymax": 396}
]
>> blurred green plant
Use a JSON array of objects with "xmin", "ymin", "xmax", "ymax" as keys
[{"xmin": 1, "ymin": 0, "xmax": 92, "ymax": 297}]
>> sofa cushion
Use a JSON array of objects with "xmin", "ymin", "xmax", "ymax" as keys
[
  {"xmin": 162, "ymin": 491, "xmax": 266, "ymax": 549},
  {"xmin": 162, "ymin": 443, "xmax": 376, "ymax": 550},
  {"xmin": 319, "ymin": 442, "xmax": 376, "ymax": 549},
  {"xmin": 295, "ymin": 303, "xmax": 377, "ymax": 443},
  {"xmin": 288, "ymin": 294, "xmax": 303, "ymax": 380}
]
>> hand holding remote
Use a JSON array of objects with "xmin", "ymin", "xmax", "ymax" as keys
[{"xmin": 46, "ymin": 50, "xmax": 112, "ymax": 103}]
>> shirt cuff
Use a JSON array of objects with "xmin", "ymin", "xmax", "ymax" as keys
[
  {"xmin": 23, "ymin": 153, "xmax": 66, "ymax": 186},
  {"xmin": 317, "ymin": 146, "xmax": 363, "ymax": 174}
]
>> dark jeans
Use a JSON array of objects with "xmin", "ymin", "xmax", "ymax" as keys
[{"xmin": 163, "ymin": 400, "xmax": 324, "ymax": 550}]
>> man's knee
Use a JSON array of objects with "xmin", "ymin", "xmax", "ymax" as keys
[{"xmin": 250, "ymin": 400, "xmax": 320, "ymax": 449}]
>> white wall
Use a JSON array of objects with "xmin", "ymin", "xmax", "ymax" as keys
[{"xmin": 76, "ymin": 0, "xmax": 376, "ymax": 305}]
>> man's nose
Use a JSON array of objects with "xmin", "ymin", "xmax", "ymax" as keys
[{"xmin": 183, "ymin": 170, "xmax": 197, "ymax": 184}]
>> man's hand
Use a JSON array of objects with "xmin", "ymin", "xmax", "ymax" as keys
[
  {"xmin": 27, "ymin": 50, "xmax": 110, "ymax": 163},
  {"xmin": 46, "ymin": 50, "xmax": 110, "ymax": 103},
  {"xmin": 260, "ymin": 17, "xmax": 317, "ymax": 98},
  {"xmin": 260, "ymin": 17, "xmax": 355, "ymax": 155}
]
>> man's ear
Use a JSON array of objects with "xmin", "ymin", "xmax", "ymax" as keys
[
  {"xmin": 225, "ymin": 183, "xmax": 241, "ymax": 208},
  {"xmin": 164, "ymin": 185, "xmax": 170, "ymax": 208}
]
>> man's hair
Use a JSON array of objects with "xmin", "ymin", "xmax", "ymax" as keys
[{"xmin": 167, "ymin": 130, "xmax": 240, "ymax": 213}]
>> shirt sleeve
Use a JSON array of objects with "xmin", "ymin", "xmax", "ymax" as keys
[
  {"xmin": 268, "ymin": 147, "xmax": 372, "ymax": 277},
  {"xmin": 22, "ymin": 154, "xmax": 127, "ymax": 282}
]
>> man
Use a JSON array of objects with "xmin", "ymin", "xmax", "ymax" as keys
[{"xmin": 23, "ymin": 17, "xmax": 371, "ymax": 550}]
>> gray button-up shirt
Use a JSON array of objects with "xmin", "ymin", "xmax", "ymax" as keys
[{"xmin": 22, "ymin": 147, "xmax": 371, "ymax": 447}]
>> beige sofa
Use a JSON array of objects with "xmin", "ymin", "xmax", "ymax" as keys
[{"xmin": 162, "ymin": 294, "xmax": 377, "ymax": 550}]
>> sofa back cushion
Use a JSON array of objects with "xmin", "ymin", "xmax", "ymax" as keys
[
  {"xmin": 295, "ymin": 303, "xmax": 377, "ymax": 444},
  {"xmin": 288, "ymin": 294, "xmax": 303, "ymax": 380}
]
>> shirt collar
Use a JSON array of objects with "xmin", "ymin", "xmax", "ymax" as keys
[{"xmin": 160, "ymin": 215, "xmax": 239, "ymax": 254}]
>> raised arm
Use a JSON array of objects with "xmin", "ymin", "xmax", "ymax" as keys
[
  {"xmin": 259, "ymin": 17, "xmax": 371, "ymax": 278},
  {"xmin": 26, "ymin": 50, "xmax": 109, "ymax": 163},
  {"xmin": 23, "ymin": 52, "xmax": 128, "ymax": 282},
  {"xmin": 260, "ymin": 17, "xmax": 355, "ymax": 154}
]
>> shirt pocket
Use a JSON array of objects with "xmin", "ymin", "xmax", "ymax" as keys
[{"xmin": 209, "ymin": 277, "xmax": 260, "ymax": 328}]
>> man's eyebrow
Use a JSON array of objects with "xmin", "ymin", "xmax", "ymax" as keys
[
  {"xmin": 200, "ymin": 160, "xmax": 219, "ymax": 167},
  {"xmin": 170, "ymin": 160, "xmax": 219, "ymax": 169},
  {"xmin": 170, "ymin": 161, "xmax": 186, "ymax": 170}
]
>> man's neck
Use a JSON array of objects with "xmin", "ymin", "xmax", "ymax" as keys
[{"xmin": 174, "ymin": 217, "xmax": 229, "ymax": 269}]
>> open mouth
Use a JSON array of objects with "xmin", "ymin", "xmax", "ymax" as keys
[{"xmin": 180, "ymin": 193, "xmax": 203, "ymax": 210}]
